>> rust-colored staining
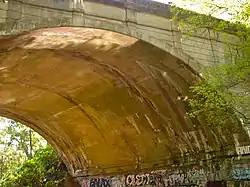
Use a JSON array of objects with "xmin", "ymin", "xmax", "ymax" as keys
[{"xmin": 0, "ymin": 28, "xmax": 248, "ymax": 175}]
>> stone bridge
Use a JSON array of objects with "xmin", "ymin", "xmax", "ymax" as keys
[
  {"xmin": 0, "ymin": 0, "xmax": 250, "ymax": 186},
  {"xmin": 0, "ymin": 0, "xmax": 240, "ymax": 71}
]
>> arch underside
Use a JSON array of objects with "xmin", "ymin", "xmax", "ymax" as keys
[
  {"xmin": 2, "ymin": 0, "xmax": 205, "ymax": 73},
  {"xmin": 0, "ymin": 28, "xmax": 248, "ymax": 176}
]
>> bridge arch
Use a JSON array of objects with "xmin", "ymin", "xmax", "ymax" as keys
[
  {"xmin": 1, "ymin": 0, "xmax": 228, "ymax": 74},
  {"xmin": 0, "ymin": 27, "xmax": 247, "ymax": 178},
  {"xmin": 3, "ymin": 23, "xmax": 203, "ymax": 74}
]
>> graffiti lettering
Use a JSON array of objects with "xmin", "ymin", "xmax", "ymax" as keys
[
  {"xmin": 231, "ymin": 168, "xmax": 250, "ymax": 180},
  {"xmin": 236, "ymin": 145, "xmax": 250, "ymax": 155},
  {"xmin": 186, "ymin": 169, "xmax": 207, "ymax": 184},
  {"xmin": 76, "ymin": 165, "xmax": 250, "ymax": 187},
  {"xmin": 89, "ymin": 178, "xmax": 111, "ymax": 187},
  {"xmin": 126, "ymin": 174, "xmax": 151, "ymax": 186},
  {"xmin": 165, "ymin": 169, "xmax": 206, "ymax": 187},
  {"xmin": 165, "ymin": 172, "xmax": 185, "ymax": 186},
  {"xmin": 125, "ymin": 173, "xmax": 166, "ymax": 186},
  {"xmin": 125, "ymin": 169, "xmax": 206, "ymax": 187}
]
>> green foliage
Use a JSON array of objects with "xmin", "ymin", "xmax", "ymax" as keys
[
  {"xmin": 177, "ymin": 0, "xmax": 250, "ymax": 125},
  {"xmin": 171, "ymin": 1, "xmax": 249, "ymax": 37},
  {"xmin": 188, "ymin": 79, "xmax": 239, "ymax": 125},
  {"xmin": 188, "ymin": 62, "xmax": 250, "ymax": 125},
  {"xmin": 0, "ymin": 146, "xmax": 25, "ymax": 179},
  {"xmin": 0, "ymin": 118, "xmax": 46, "ymax": 157},
  {"xmin": 0, "ymin": 118, "xmax": 46, "ymax": 179},
  {"xmin": 0, "ymin": 146, "xmax": 66, "ymax": 187},
  {"xmin": 0, "ymin": 119, "xmax": 67, "ymax": 186}
]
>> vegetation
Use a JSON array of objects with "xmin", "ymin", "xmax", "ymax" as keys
[
  {"xmin": 174, "ymin": 0, "xmax": 250, "ymax": 126},
  {"xmin": 0, "ymin": 118, "xmax": 67, "ymax": 187},
  {"xmin": 0, "ymin": 118, "xmax": 45, "ymax": 179},
  {"xmin": 0, "ymin": 146, "xmax": 67, "ymax": 187}
]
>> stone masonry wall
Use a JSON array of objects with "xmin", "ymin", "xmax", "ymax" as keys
[{"xmin": 0, "ymin": 1, "xmax": 8, "ymax": 23}]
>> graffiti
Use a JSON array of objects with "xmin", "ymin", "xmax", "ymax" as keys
[
  {"xmin": 125, "ymin": 173, "xmax": 166, "ymax": 186},
  {"xmin": 125, "ymin": 174, "xmax": 152, "ymax": 186},
  {"xmin": 236, "ymin": 145, "xmax": 250, "ymax": 155},
  {"xmin": 165, "ymin": 169, "xmax": 206, "ymax": 187},
  {"xmin": 186, "ymin": 169, "xmax": 207, "ymax": 184},
  {"xmin": 89, "ymin": 178, "xmax": 111, "ymax": 187},
  {"xmin": 77, "ymin": 164, "xmax": 250, "ymax": 187},
  {"xmin": 231, "ymin": 168, "xmax": 250, "ymax": 180},
  {"xmin": 79, "ymin": 169, "xmax": 207, "ymax": 187},
  {"xmin": 125, "ymin": 169, "xmax": 206, "ymax": 187}
]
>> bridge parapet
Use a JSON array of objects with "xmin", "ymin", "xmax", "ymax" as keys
[{"xmin": 0, "ymin": 0, "xmax": 240, "ymax": 73}]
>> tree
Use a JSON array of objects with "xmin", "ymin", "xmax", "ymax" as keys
[
  {"xmin": 0, "ymin": 146, "xmax": 67, "ymax": 187},
  {"xmin": 173, "ymin": 0, "xmax": 250, "ymax": 126},
  {"xmin": 0, "ymin": 118, "xmax": 72, "ymax": 186},
  {"xmin": 0, "ymin": 117, "xmax": 46, "ymax": 179},
  {"xmin": 0, "ymin": 145, "xmax": 24, "ymax": 179}
]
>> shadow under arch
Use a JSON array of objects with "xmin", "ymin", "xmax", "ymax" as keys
[
  {"xmin": 0, "ymin": 27, "xmax": 249, "ymax": 177},
  {"xmin": 10, "ymin": 23, "xmax": 203, "ymax": 74},
  {"xmin": 2, "ymin": 0, "xmax": 204, "ymax": 74}
]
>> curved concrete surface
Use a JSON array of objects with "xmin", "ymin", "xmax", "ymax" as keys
[{"xmin": 0, "ymin": 28, "xmax": 248, "ymax": 176}]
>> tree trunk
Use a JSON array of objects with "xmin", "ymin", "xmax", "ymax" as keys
[{"xmin": 29, "ymin": 129, "xmax": 33, "ymax": 158}]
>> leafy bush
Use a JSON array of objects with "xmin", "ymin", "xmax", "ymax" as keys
[{"xmin": 0, "ymin": 146, "xmax": 67, "ymax": 187}]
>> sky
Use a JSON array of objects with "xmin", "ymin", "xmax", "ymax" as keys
[
  {"xmin": 152, "ymin": 0, "xmax": 237, "ymax": 21},
  {"xmin": 0, "ymin": 117, "xmax": 9, "ymax": 130}
]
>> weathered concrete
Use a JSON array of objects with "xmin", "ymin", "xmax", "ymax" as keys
[
  {"xmin": 0, "ymin": 1, "xmax": 7, "ymax": 23},
  {"xmin": 0, "ymin": 28, "xmax": 249, "ymax": 186},
  {"xmin": 0, "ymin": 0, "xmax": 240, "ymax": 73},
  {"xmin": 0, "ymin": 0, "xmax": 250, "ymax": 186}
]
